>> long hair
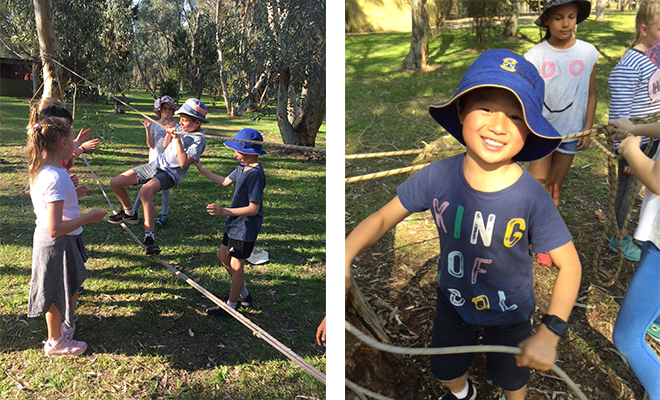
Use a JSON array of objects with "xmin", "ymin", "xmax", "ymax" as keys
[
  {"xmin": 27, "ymin": 116, "xmax": 72, "ymax": 183},
  {"xmin": 632, "ymin": 0, "xmax": 660, "ymax": 47}
]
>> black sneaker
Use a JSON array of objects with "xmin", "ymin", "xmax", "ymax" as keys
[
  {"xmin": 156, "ymin": 214, "xmax": 167, "ymax": 227},
  {"xmin": 144, "ymin": 237, "xmax": 161, "ymax": 255},
  {"xmin": 207, "ymin": 305, "xmax": 234, "ymax": 317},
  {"xmin": 108, "ymin": 210, "xmax": 139, "ymax": 225},
  {"xmin": 438, "ymin": 379, "xmax": 476, "ymax": 400},
  {"xmin": 238, "ymin": 294, "xmax": 253, "ymax": 308}
]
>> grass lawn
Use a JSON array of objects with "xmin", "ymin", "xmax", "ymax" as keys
[
  {"xmin": 346, "ymin": 11, "xmax": 656, "ymax": 400},
  {"xmin": 0, "ymin": 90, "xmax": 326, "ymax": 399}
]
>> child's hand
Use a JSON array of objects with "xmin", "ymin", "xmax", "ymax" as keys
[
  {"xmin": 515, "ymin": 328, "xmax": 558, "ymax": 371},
  {"xmin": 81, "ymin": 138, "xmax": 100, "ymax": 152},
  {"xmin": 206, "ymin": 203, "xmax": 228, "ymax": 216},
  {"xmin": 608, "ymin": 118, "xmax": 636, "ymax": 136},
  {"xmin": 165, "ymin": 125, "xmax": 178, "ymax": 137},
  {"xmin": 75, "ymin": 128, "xmax": 93, "ymax": 145},
  {"xmin": 76, "ymin": 185, "xmax": 88, "ymax": 198},
  {"xmin": 619, "ymin": 136, "xmax": 643, "ymax": 161},
  {"xmin": 141, "ymin": 119, "xmax": 152, "ymax": 130},
  {"xmin": 316, "ymin": 316, "xmax": 327, "ymax": 347},
  {"xmin": 69, "ymin": 173, "xmax": 79, "ymax": 187},
  {"xmin": 193, "ymin": 158, "xmax": 203, "ymax": 170},
  {"xmin": 86, "ymin": 209, "xmax": 108, "ymax": 223}
]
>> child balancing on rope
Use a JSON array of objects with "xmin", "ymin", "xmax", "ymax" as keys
[
  {"xmin": 192, "ymin": 128, "xmax": 266, "ymax": 316},
  {"xmin": 345, "ymin": 50, "xmax": 582, "ymax": 400},
  {"xmin": 108, "ymin": 98, "xmax": 208, "ymax": 255}
]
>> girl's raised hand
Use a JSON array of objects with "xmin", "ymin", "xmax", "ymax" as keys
[
  {"xmin": 140, "ymin": 119, "xmax": 152, "ymax": 130},
  {"xmin": 75, "ymin": 128, "xmax": 93, "ymax": 145}
]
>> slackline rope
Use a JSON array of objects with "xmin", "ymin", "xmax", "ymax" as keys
[
  {"xmin": 345, "ymin": 321, "xmax": 588, "ymax": 400},
  {"xmin": 46, "ymin": 57, "xmax": 325, "ymax": 154},
  {"xmin": 78, "ymin": 154, "xmax": 326, "ymax": 385}
]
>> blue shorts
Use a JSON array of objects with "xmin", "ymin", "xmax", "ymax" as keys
[
  {"xmin": 430, "ymin": 289, "xmax": 531, "ymax": 391},
  {"xmin": 556, "ymin": 139, "xmax": 580, "ymax": 155},
  {"xmin": 133, "ymin": 162, "xmax": 176, "ymax": 191}
]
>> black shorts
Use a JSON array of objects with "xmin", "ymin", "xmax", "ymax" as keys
[
  {"xmin": 430, "ymin": 289, "xmax": 532, "ymax": 391},
  {"xmin": 222, "ymin": 233, "xmax": 255, "ymax": 260},
  {"xmin": 133, "ymin": 162, "xmax": 176, "ymax": 191}
]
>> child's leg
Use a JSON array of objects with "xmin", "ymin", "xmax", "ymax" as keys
[
  {"xmin": 503, "ymin": 386, "xmax": 526, "ymax": 400},
  {"xmin": 45, "ymin": 303, "xmax": 63, "ymax": 341},
  {"xmin": 527, "ymin": 153, "xmax": 552, "ymax": 187},
  {"xmin": 109, "ymin": 170, "xmax": 139, "ymax": 209},
  {"xmin": 227, "ymin": 257, "xmax": 246, "ymax": 304},
  {"xmin": 138, "ymin": 178, "xmax": 161, "ymax": 233},
  {"xmin": 546, "ymin": 152, "xmax": 575, "ymax": 207},
  {"xmin": 161, "ymin": 189, "xmax": 170, "ymax": 216},
  {"xmin": 613, "ymin": 159, "xmax": 636, "ymax": 236},
  {"xmin": 217, "ymin": 244, "xmax": 232, "ymax": 275},
  {"xmin": 612, "ymin": 241, "xmax": 660, "ymax": 398}
]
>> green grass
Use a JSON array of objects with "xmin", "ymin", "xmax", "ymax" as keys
[{"xmin": 0, "ymin": 90, "xmax": 325, "ymax": 399}]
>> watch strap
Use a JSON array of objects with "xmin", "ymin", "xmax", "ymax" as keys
[{"xmin": 541, "ymin": 314, "xmax": 568, "ymax": 337}]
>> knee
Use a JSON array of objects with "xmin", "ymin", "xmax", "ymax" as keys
[{"xmin": 612, "ymin": 323, "xmax": 635, "ymax": 355}]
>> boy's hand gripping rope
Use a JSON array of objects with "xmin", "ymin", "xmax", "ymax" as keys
[
  {"xmin": 345, "ymin": 321, "xmax": 589, "ymax": 400},
  {"xmin": 79, "ymin": 154, "xmax": 326, "ymax": 385},
  {"xmin": 45, "ymin": 56, "xmax": 325, "ymax": 154}
]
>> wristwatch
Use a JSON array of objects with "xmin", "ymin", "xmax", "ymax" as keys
[{"xmin": 541, "ymin": 314, "xmax": 568, "ymax": 337}]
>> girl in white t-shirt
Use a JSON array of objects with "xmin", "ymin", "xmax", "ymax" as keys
[
  {"xmin": 27, "ymin": 114, "xmax": 106, "ymax": 356},
  {"xmin": 524, "ymin": 0, "xmax": 599, "ymax": 266},
  {"xmin": 609, "ymin": 117, "xmax": 660, "ymax": 400}
]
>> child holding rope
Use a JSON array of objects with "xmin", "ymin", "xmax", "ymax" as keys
[
  {"xmin": 607, "ymin": 0, "xmax": 660, "ymax": 262},
  {"xmin": 108, "ymin": 98, "xmax": 207, "ymax": 255},
  {"xmin": 524, "ymin": 0, "xmax": 598, "ymax": 266},
  {"xmin": 132, "ymin": 96, "xmax": 178, "ymax": 227},
  {"xmin": 608, "ymin": 117, "xmax": 660, "ymax": 400},
  {"xmin": 27, "ymin": 114, "xmax": 107, "ymax": 356},
  {"xmin": 193, "ymin": 128, "xmax": 266, "ymax": 316},
  {"xmin": 345, "ymin": 50, "xmax": 582, "ymax": 400}
]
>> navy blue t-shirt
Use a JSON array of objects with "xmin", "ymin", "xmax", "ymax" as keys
[
  {"xmin": 225, "ymin": 163, "xmax": 265, "ymax": 242},
  {"xmin": 397, "ymin": 155, "xmax": 571, "ymax": 326}
]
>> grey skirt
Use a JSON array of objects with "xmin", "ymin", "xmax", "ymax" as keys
[{"xmin": 27, "ymin": 230, "xmax": 88, "ymax": 329}]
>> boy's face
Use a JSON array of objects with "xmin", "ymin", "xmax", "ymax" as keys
[
  {"xmin": 457, "ymin": 88, "xmax": 530, "ymax": 166},
  {"xmin": 233, "ymin": 150, "xmax": 257, "ymax": 164},
  {"xmin": 543, "ymin": 3, "xmax": 578, "ymax": 41},
  {"xmin": 178, "ymin": 114, "xmax": 202, "ymax": 132}
]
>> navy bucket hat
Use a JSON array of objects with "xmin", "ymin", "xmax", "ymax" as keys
[
  {"xmin": 175, "ymin": 98, "xmax": 209, "ymax": 123},
  {"xmin": 224, "ymin": 128, "xmax": 267, "ymax": 156},
  {"xmin": 534, "ymin": 0, "xmax": 591, "ymax": 26},
  {"xmin": 428, "ymin": 49, "xmax": 562, "ymax": 163}
]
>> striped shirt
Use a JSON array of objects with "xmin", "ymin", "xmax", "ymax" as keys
[{"xmin": 608, "ymin": 48, "xmax": 660, "ymax": 149}]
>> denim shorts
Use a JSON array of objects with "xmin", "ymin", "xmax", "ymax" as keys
[
  {"xmin": 556, "ymin": 139, "xmax": 580, "ymax": 155},
  {"xmin": 133, "ymin": 162, "xmax": 176, "ymax": 191},
  {"xmin": 430, "ymin": 289, "xmax": 532, "ymax": 391}
]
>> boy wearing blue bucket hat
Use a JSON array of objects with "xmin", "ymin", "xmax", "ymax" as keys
[
  {"xmin": 193, "ymin": 128, "xmax": 266, "ymax": 316},
  {"xmin": 345, "ymin": 49, "xmax": 581, "ymax": 400},
  {"xmin": 108, "ymin": 98, "xmax": 208, "ymax": 255}
]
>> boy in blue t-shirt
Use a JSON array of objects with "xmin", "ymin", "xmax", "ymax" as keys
[
  {"xmin": 345, "ymin": 49, "xmax": 582, "ymax": 400},
  {"xmin": 193, "ymin": 128, "xmax": 266, "ymax": 316},
  {"xmin": 108, "ymin": 98, "xmax": 208, "ymax": 256}
]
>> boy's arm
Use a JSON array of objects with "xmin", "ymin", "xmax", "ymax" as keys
[
  {"xmin": 206, "ymin": 201, "xmax": 259, "ymax": 217},
  {"xmin": 620, "ymin": 136, "xmax": 660, "ymax": 195},
  {"xmin": 515, "ymin": 241, "xmax": 581, "ymax": 371},
  {"xmin": 193, "ymin": 159, "xmax": 233, "ymax": 186},
  {"xmin": 171, "ymin": 132, "xmax": 195, "ymax": 169},
  {"xmin": 345, "ymin": 196, "xmax": 412, "ymax": 296},
  {"xmin": 577, "ymin": 68, "xmax": 597, "ymax": 150}
]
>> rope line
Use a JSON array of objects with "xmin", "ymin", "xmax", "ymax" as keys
[
  {"xmin": 345, "ymin": 321, "xmax": 588, "ymax": 400},
  {"xmin": 78, "ymin": 154, "xmax": 326, "ymax": 385},
  {"xmin": 47, "ymin": 57, "xmax": 326, "ymax": 154}
]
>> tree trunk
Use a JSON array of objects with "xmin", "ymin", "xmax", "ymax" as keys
[
  {"xmin": 134, "ymin": 53, "xmax": 157, "ymax": 99},
  {"xmin": 504, "ymin": 0, "xmax": 520, "ymax": 37},
  {"xmin": 33, "ymin": 0, "xmax": 63, "ymax": 100},
  {"xmin": 276, "ymin": 66, "xmax": 299, "ymax": 145},
  {"xmin": 215, "ymin": 0, "xmax": 235, "ymax": 116},
  {"xmin": 595, "ymin": 0, "xmax": 606, "ymax": 21},
  {"xmin": 402, "ymin": 0, "xmax": 428, "ymax": 70}
]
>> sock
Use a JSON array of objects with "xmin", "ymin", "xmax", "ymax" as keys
[
  {"xmin": 227, "ymin": 300, "xmax": 237, "ymax": 309},
  {"xmin": 145, "ymin": 231, "xmax": 155, "ymax": 240},
  {"xmin": 48, "ymin": 335, "xmax": 64, "ymax": 346},
  {"xmin": 451, "ymin": 381, "xmax": 470, "ymax": 399},
  {"xmin": 62, "ymin": 323, "xmax": 75, "ymax": 334},
  {"xmin": 240, "ymin": 287, "xmax": 249, "ymax": 298},
  {"xmin": 124, "ymin": 207, "xmax": 135, "ymax": 216}
]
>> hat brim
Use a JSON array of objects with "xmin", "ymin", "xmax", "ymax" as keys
[
  {"xmin": 429, "ymin": 81, "xmax": 561, "ymax": 163},
  {"xmin": 534, "ymin": 0, "xmax": 591, "ymax": 26},
  {"xmin": 174, "ymin": 109, "xmax": 208, "ymax": 124},
  {"xmin": 224, "ymin": 140, "xmax": 267, "ymax": 156}
]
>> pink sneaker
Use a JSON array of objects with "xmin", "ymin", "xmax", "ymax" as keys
[
  {"xmin": 43, "ymin": 338, "xmax": 87, "ymax": 356},
  {"xmin": 536, "ymin": 252, "xmax": 552, "ymax": 266},
  {"xmin": 60, "ymin": 322, "xmax": 75, "ymax": 341}
]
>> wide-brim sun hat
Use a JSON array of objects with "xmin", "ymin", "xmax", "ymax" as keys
[
  {"xmin": 174, "ymin": 98, "xmax": 209, "ymax": 123},
  {"xmin": 154, "ymin": 96, "xmax": 179, "ymax": 112},
  {"xmin": 428, "ymin": 49, "xmax": 561, "ymax": 163},
  {"xmin": 224, "ymin": 128, "xmax": 267, "ymax": 156},
  {"xmin": 534, "ymin": 0, "xmax": 591, "ymax": 26}
]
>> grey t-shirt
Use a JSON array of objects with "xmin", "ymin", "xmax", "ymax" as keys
[{"xmin": 155, "ymin": 127, "xmax": 206, "ymax": 186}]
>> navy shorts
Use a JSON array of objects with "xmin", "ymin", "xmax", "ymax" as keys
[
  {"xmin": 222, "ymin": 233, "xmax": 255, "ymax": 260},
  {"xmin": 133, "ymin": 162, "xmax": 176, "ymax": 191},
  {"xmin": 430, "ymin": 289, "xmax": 532, "ymax": 391}
]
